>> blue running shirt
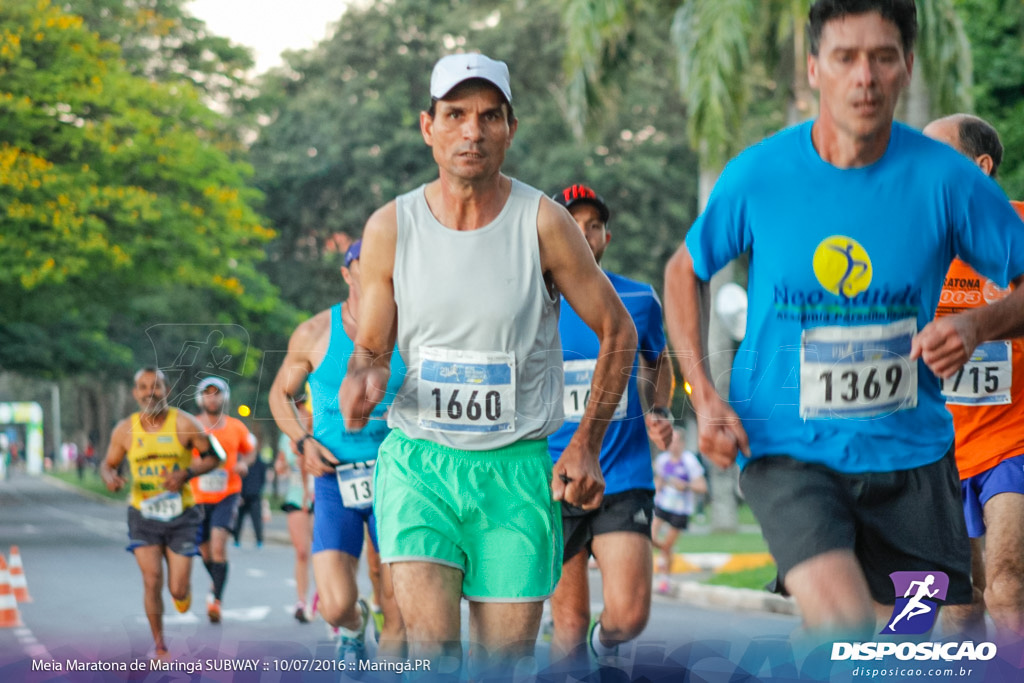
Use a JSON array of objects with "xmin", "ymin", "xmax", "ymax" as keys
[
  {"xmin": 308, "ymin": 304, "xmax": 406, "ymax": 464},
  {"xmin": 548, "ymin": 271, "xmax": 666, "ymax": 494},
  {"xmin": 686, "ymin": 121, "xmax": 1024, "ymax": 473}
]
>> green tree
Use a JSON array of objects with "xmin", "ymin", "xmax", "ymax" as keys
[
  {"xmin": 956, "ymin": 0, "xmax": 1024, "ymax": 199},
  {"xmin": 250, "ymin": 0, "xmax": 697, "ymax": 314},
  {"xmin": 63, "ymin": 0, "xmax": 256, "ymax": 118},
  {"xmin": 0, "ymin": 0, "xmax": 277, "ymax": 379}
]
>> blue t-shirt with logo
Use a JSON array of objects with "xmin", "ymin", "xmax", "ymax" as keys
[
  {"xmin": 548, "ymin": 271, "xmax": 666, "ymax": 494},
  {"xmin": 309, "ymin": 304, "xmax": 406, "ymax": 464},
  {"xmin": 686, "ymin": 121, "xmax": 1024, "ymax": 473}
]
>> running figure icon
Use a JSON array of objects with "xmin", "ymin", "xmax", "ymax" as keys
[{"xmin": 888, "ymin": 574, "xmax": 939, "ymax": 631}]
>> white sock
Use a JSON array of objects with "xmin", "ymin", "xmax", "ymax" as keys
[
  {"xmin": 591, "ymin": 621, "xmax": 617, "ymax": 656},
  {"xmin": 337, "ymin": 612, "xmax": 364, "ymax": 638}
]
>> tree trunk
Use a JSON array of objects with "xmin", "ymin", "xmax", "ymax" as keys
[
  {"xmin": 787, "ymin": 7, "xmax": 818, "ymax": 126},
  {"xmin": 900, "ymin": 69, "xmax": 932, "ymax": 130}
]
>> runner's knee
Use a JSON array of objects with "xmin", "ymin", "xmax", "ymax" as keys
[
  {"xmin": 602, "ymin": 601, "xmax": 650, "ymax": 640},
  {"xmin": 984, "ymin": 563, "xmax": 1024, "ymax": 613}
]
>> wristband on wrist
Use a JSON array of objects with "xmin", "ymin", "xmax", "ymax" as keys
[
  {"xmin": 182, "ymin": 467, "xmax": 195, "ymax": 482},
  {"xmin": 650, "ymin": 406, "xmax": 672, "ymax": 419},
  {"xmin": 296, "ymin": 434, "xmax": 312, "ymax": 455}
]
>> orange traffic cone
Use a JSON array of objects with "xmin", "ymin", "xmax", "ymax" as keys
[
  {"xmin": 8, "ymin": 547, "xmax": 31, "ymax": 603},
  {"xmin": 0, "ymin": 556, "xmax": 22, "ymax": 628}
]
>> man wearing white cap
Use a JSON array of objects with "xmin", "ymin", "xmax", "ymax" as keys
[
  {"xmin": 191, "ymin": 375, "xmax": 256, "ymax": 623},
  {"xmin": 340, "ymin": 52, "xmax": 637, "ymax": 673}
]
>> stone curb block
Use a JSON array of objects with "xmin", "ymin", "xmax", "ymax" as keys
[{"xmin": 670, "ymin": 580, "xmax": 800, "ymax": 617}]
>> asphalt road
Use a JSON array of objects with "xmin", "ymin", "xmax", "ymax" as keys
[{"xmin": 0, "ymin": 474, "xmax": 823, "ymax": 682}]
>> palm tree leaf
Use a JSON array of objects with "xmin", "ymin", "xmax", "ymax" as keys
[
  {"xmin": 916, "ymin": 0, "xmax": 974, "ymax": 113},
  {"xmin": 562, "ymin": 0, "xmax": 633, "ymax": 138},
  {"xmin": 670, "ymin": 0, "xmax": 753, "ymax": 168}
]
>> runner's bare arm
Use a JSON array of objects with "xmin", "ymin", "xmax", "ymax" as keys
[
  {"xmin": 912, "ymin": 273, "xmax": 1024, "ymax": 378},
  {"xmin": 240, "ymin": 431, "xmax": 258, "ymax": 469},
  {"xmin": 99, "ymin": 419, "xmax": 130, "ymax": 492},
  {"xmin": 342, "ymin": 203, "xmax": 399, "ymax": 431},
  {"xmin": 268, "ymin": 311, "xmax": 340, "ymax": 476},
  {"xmin": 639, "ymin": 349, "xmax": 675, "ymax": 450},
  {"xmin": 269, "ymin": 313, "xmax": 323, "ymax": 442},
  {"xmin": 689, "ymin": 475, "xmax": 708, "ymax": 496},
  {"xmin": 539, "ymin": 197, "xmax": 636, "ymax": 509},
  {"xmin": 664, "ymin": 243, "xmax": 750, "ymax": 468}
]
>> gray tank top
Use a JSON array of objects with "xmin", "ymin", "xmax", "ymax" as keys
[{"xmin": 388, "ymin": 178, "xmax": 564, "ymax": 450}]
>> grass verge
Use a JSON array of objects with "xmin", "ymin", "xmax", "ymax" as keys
[
  {"xmin": 704, "ymin": 563, "xmax": 778, "ymax": 591},
  {"xmin": 674, "ymin": 532, "xmax": 768, "ymax": 555},
  {"xmin": 46, "ymin": 469, "xmax": 124, "ymax": 502}
]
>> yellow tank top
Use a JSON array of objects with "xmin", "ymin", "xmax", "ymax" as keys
[{"xmin": 127, "ymin": 408, "xmax": 195, "ymax": 510}]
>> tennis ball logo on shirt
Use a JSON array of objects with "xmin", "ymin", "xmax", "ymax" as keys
[
  {"xmin": 982, "ymin": 278, "xmax": 1012, "ymax": 304},
  {"xmin": 813, "ymin": 236, "xmax": 873, "ymax": 298}
]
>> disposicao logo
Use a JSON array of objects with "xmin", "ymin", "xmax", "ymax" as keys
[
  {"xmin": 831, "ymin": 570, "xmax": 998, "ymax": 665},
  {"xmin": 882, "ymin": 571, "xmax": 948, "ymax": 635},
  {"xmin": 812, "ymin": 235, "xmax": 873, "ymax": 298}
]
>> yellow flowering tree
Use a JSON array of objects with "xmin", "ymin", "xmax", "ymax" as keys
[{"xmin": 0, "ymin": 0, "xmax": 280, "ymax": 377}]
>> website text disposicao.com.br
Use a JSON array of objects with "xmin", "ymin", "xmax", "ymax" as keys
[
  {"xmin": 835, "ymin": 641, "xmax": 996, "ymax": 679},
  {"xmin": 852, "ymin": 665, "xmax": 980, "ymax": 678}
]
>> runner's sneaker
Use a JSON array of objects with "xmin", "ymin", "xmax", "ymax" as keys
[
  {"xmin": 207, "ymin": 598, "xmax": 222, "ymax": 624},
  {"xmin": 173, "ymin": 592, "xmax": 191, "ymax": 614},
  {"xmin": 587, "ymin": 617, "xmax": 623, "ymax": 667},
  {"xmin": 335, "ymin": 599, "xmax": 371, "ymax": 666},
  {"xmin": 294, "ymin": 601, "xmax": 310, "ymax": 624}
]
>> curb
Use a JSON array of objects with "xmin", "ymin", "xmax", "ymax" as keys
[{"xmin": 663, "ymin": 578, "xmax": 800, "ymax": 616}]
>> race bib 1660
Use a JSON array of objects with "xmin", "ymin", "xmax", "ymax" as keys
[{"xmin": 417, "ymin": 347, "xmax": 516, "ymax": 434}]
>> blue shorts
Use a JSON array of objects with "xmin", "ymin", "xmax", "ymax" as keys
[
  {"xmin": 962, "ymin": 452, "xmax": 1024, "ymax": 538},
  {"xmin": 312, "ymin": 464, "xmax": 378, "ymax": 558},
  {"xmin": 197, "ymin": 493, "xmax": 240, "ymax": 544}
]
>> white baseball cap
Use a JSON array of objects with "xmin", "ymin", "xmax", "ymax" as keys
[
  {"xmin": 195, "ymin": 376, "xmax": 230, "ymax": 408},
  {"xmin": 430, "ymin": 53, "xmax": 512, "ymax": 104}
]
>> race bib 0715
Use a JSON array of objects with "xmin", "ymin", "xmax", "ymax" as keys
[{"xmin": 941, "ymin": 340, "xmax": 1012, "ymax": 406}]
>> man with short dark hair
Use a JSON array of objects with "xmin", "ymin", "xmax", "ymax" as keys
[
  {"xmin": 546, "ymin": 183, "xmax": 673, "ymax": 664},
  {"xmin": 340, "ymin": 53, "xmax": 637, "ymax": 673},
  {"xmin": 664, "ymin": 0, "xmax": 1024, "ymax": 635},
  {"xmin": 100, "ymin": 368, "xmax": 221, "ymax": 658},
  {"xmin": 923, "ymin": 113, "xmax": 1024, "ymax": 639}
]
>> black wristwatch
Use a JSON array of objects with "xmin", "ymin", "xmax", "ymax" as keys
[
  {"xmin": 296, "ymin": 434, "xmax": 312, "ymax": 455},
  {"xmin": 650, "ymin": 406, "xmax": 672, "ymax": 419}
]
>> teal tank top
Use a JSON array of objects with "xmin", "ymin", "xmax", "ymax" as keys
[{"xmin": 308, "ymin": 304, "xmax": 406, "ymax": 463}]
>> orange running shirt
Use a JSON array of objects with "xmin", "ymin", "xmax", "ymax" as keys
[
  {"xmin": 190, "ymin": 415, "xmax": 254, "ymax": 503},
  {"xmin": 935, "ymin": 201, "xmax": 1024, "ymax": 479}
]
